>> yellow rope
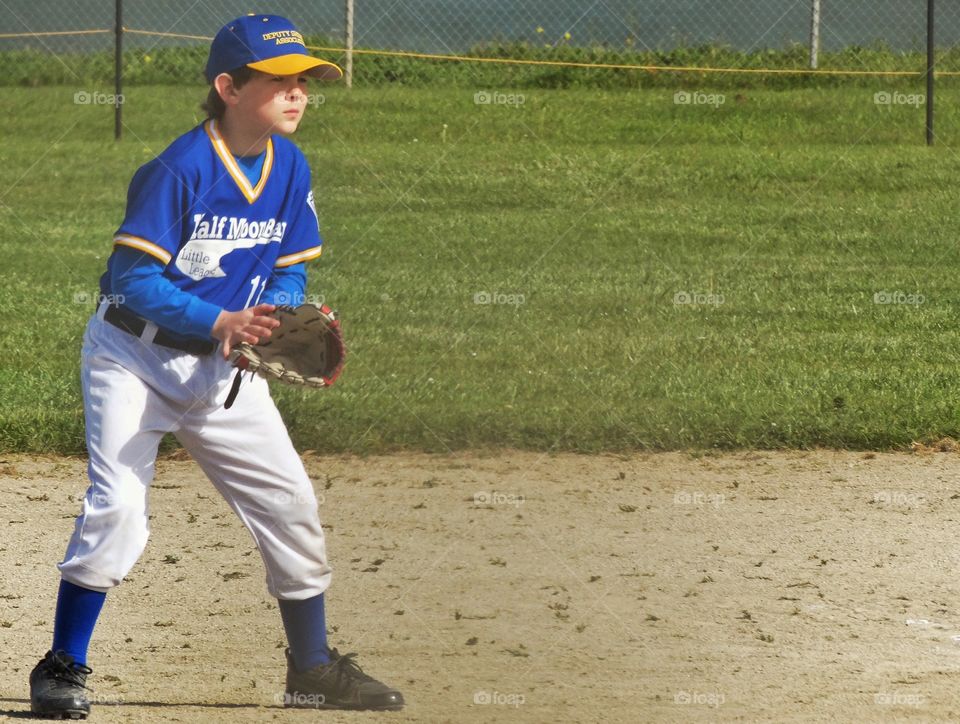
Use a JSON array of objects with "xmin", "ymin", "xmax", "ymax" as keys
[
  {"xmin": 0, "ymin": 29, "xmax": 110, "ymax": 39},
  {"xmin": 130, "ymin": 30, "xmax": 942, "ymax": 78},
  {"xmin": 123, "ymin": 28, "xmax": 211, "ymax": 42},
  {"xmin": 3, "ymin": 27, "xmax": 957, "ymax": 78},
  {"xmin": 305, "ymin": 43, "xmax": 930, "ymax": 77}
]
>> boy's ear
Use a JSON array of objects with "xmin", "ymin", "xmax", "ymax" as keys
[{"xmin": 214, "ymin": 72, "xmax": 240, "ymax": 107}]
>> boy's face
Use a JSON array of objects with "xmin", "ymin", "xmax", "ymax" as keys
[{"xmin": 232, "ymin": 71, "xmax": 310, "ymax": 136}]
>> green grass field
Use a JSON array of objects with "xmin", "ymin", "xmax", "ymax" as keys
[{"xmin": 3, "ymin": 83, "xmax": 960, "ymax": 454}]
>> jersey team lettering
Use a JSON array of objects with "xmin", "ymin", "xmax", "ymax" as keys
[{"xmin": 177, "ymin": 213, "xmax": 288, "ymax": 280}]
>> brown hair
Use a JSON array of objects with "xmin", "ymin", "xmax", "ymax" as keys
[{"xmin": 202, "ymin": 66, "xmax": 255, "ymax": 120}]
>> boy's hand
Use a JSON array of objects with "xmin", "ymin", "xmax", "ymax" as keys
[{"xmin": 212, "ymin": 304, "xmax": 280, "ymax": 359}]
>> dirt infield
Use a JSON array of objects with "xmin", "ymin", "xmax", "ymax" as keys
[
  {"xmin": 0, "ymin": 450, "xmax": 640, "ymax": 723},
  {"xmin": 3, "ymin": 449, "xmax": 960, "ymax": 722}
]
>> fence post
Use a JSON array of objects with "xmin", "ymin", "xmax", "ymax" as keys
[
  {"xmin": 927, "ymin": 0, "xmax": 935, "ymax": 146},
  {"xmin": 114, "ymin": 0, "xmax": 123, "ymax": 140},
  {"xmin": 809, "ymin": 0, "xmax": 821, "ymax": 69},
  {"xmin": 345, "ymin": 0, "xmax": 354, "ymax": 88}
]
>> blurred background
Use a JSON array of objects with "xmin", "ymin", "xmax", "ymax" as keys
[{"xmin": 0, "ymin": 1, "xmax": 953, "ymax": 87}]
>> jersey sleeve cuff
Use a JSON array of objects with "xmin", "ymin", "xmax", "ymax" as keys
[
  {"xmin": 183, "ymin": 297, "xmax": 223, "ymax": 339},
  {"xmin": 114, "ymin": 234, "xmax": 173, "ymax": 265},
  {"xmin": 276, "ymin": 245, "xmax": 322, "ymax": 267}
]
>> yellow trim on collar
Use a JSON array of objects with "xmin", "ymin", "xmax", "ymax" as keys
[
  {"xmin": 114, "ymin": 234, "xmax": 172, "ymax": 265},
  {"xmin": 204, "ymin": 119, "xmax": 274, "ymax": 204},
  {"xmin": 276, "ymin": 245, "xmax": 323, "ymax": 267}
]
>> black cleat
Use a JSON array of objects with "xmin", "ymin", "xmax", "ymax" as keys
[
  {"xmin": 29, "ymin": 650, "xmax": 92, "ymax": 720},
  {"xmin": 284, "ymin": 647, "xmax": 404, "ymax": 711}
]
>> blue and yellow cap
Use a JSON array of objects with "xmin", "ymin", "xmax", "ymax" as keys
[{"xmin": 205, "ymin": 14, "xmax": 342, "ymax": 83}]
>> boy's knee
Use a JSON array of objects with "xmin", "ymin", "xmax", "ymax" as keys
[
  {"xmin": 60, "ymin": 479, "xmax": 151, "ymax": 590},
  {"xmin": 82, "ymin": 476, "xmax": 148, "ymax": 519}
]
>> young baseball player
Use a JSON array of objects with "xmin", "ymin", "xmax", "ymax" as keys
[{"xmin": 28, "ymin": 15, "xmax": 404, "ymax": 718}]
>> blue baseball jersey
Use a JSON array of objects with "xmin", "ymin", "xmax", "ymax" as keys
[{"xmin": 103, "ymin": 119, "xmax": 322, "ymax": 313}]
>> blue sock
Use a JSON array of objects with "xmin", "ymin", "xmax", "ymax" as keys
[
  {"xmin": 278, "ymin": 593, "xmax": 331, "ymax": 671},
  {"xmin": 51, "ymin": 579, "xmax": 106, "ymax": 666}
]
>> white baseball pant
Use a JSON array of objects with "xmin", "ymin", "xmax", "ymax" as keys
[{"xmin": 57, "ymin": 308, "xmax": 332, "ymax": 599}]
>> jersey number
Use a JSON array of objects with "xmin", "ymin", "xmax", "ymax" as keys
[{"xmin": 244, "ymin": 275, "xmax": 267, "ymax": 308}]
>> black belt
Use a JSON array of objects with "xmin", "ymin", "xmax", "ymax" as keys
[{"xmin": 103, "ymin": 305, "xmax": 216, "ymax": 356}]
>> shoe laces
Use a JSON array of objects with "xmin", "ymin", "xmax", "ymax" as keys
[
  {"xmin": 41, "ymin": 651, "xmax": 92, "ymax": 689},
  {"xmin": 326, "ymin": 648, "xmax": 376, "ymax": 685}
]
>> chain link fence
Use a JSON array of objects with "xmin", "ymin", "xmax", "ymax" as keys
[{"xmin": 2, "ymin": 1, "xmax": 960, "ymax": 88}]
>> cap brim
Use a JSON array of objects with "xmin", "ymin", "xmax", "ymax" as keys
[{"xmin": 247, "ymin": 54, "xmax": 343, "ymax": 81}]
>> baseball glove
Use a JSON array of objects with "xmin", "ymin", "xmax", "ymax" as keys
[{"xmin": 225, "ymin": 303, "xmax": 345, "ymax": 408}]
